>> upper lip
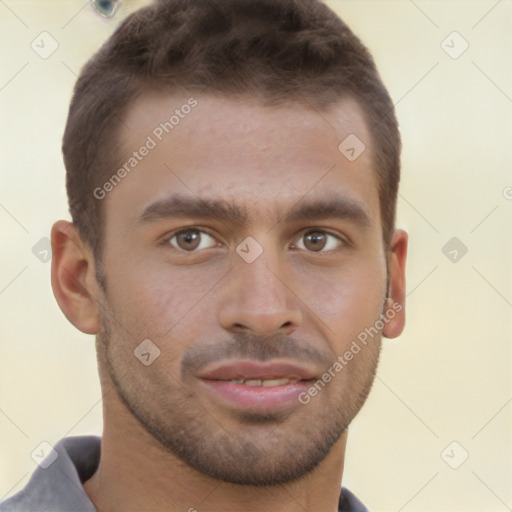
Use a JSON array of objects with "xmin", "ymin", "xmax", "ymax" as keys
[{"xmin": 197, "ymin": 361, "xmax": 316, "ymax": 381}]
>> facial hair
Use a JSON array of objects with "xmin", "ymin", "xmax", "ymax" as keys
[{"xmin": 97, "ymin": 309, "xmax": 382, "ymax": 486}]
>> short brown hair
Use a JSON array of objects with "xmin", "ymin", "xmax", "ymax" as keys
[{"xmin": 63, "ymin": 0, "xmax": 401, "ymax": 258}]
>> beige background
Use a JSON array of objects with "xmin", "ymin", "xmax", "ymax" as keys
[{"xmin": 1, "ymin": 1, "xmax": 511, "ymax": 510}]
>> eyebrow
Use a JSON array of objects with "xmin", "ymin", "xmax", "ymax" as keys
[
  {"xmin": 138, "ymin": 194, "xmax": 372, "ymax": 230},
  {"xmin": 138, "ymin": 195, "xmax": 248, "ymax": 224},
  {"xmin": 281, "ymin": 197, "xmax": 372, "ymax": 230}
]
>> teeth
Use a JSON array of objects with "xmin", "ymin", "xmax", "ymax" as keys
[
  {"xmin": 261, "ymin": 378, "xmax": 290, "ymax": 387},
  {"xmin": 244, "ymin": 379, "xmax": 262, "ymax": 386},
  {"xmin": 230, "ymin": 378, "xmax": 291, "ymax": 387}
]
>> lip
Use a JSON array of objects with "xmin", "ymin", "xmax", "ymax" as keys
[
  {"xmin": 197, "ymin": 360, "xmax": 316, "ymax": 412},
  {"xmin": 197, "ymin": 360, "xmax": 316, "ymax": 381}
]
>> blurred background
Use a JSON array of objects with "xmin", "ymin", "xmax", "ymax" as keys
[{"xmin": 0, "ymin": 1, "xmax": 510, "ymax": 510}]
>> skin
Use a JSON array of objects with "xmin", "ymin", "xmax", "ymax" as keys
[{"xmin": 51, "ymin": 93, "xmax": 407, "ymax": 512}]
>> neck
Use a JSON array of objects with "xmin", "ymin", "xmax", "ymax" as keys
[{"xmin": 84, "ymin": 380, "xmax": 347, "ymax": 512}]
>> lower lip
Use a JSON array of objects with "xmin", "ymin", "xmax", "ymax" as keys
[{"xmin": 200, "ymin": 380, "xmax": 311, "ymax": 411}]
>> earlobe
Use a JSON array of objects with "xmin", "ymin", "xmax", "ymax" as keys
[
  {"xmin": 382, "ymin": 229, "xmax": 408, "ymax": 339},
  {"xmin": 51, "ymin": 220, "xmax": 101, "ymax": 334}
]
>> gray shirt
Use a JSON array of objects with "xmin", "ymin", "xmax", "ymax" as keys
[{"xmin": 0, "ymin": 436, "xmax": 369, "ymax": 511}]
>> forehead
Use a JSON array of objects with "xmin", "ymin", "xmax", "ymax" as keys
[{"xmin": 107, "ymin": 92, "xmax": 379, "ymax": 227}]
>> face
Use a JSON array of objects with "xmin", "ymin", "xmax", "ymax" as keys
[{"xmin": 96, "ymin": 93, "xmax": 389, "ymax": 485}]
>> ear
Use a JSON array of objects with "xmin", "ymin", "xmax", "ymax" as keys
[
  {"xmin": 51, "ymin": 220, "xmax": 101, "ymax": 334},
  {"xmin": 382, "ymin": 229, "xmax": 408, "ymax": 339}
]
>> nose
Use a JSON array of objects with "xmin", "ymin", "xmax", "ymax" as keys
[{"xmin": 218, "ymin": 253, "xmax": 303, "ymax": 337}]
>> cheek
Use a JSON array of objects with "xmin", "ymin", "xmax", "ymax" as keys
[
  {"xmin": 107, "ymin": 258, "xmax": 227, "ymax": 341},
  {"xmin": 292, "ymin": 256, "xmax": 386, "ymax": 337}
]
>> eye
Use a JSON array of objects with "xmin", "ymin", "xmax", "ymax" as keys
[
  {"xmin": 294, "ymin": 230, "xmax": 343, "ymax": 253},
  {"xmin": 168, "ymin": 228, "xmax": 217, "ymax": 252}
]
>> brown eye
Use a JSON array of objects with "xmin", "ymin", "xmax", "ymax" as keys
[
  {"xmin": 303, "ymin": 231, "xmax": 327, "ymax": 251},
  {"xmin": 295, "ymin": 230, "xmax": 342, "ymax": 253},
  {"xmin": 169, "ymin": 229, "xmax": 216, "ymax": 252}
]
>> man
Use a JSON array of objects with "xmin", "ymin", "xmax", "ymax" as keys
[{"xmin": 1, "ymin": 0, "xmax": 407, "ymax": 510}]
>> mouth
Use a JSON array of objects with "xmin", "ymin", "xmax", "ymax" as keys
[
  {"xmin": 197, "ymin": 360, "xmax": 316, "ymax": 411},
  {"xmin": 227, "ymin": 378, "xmax": 298, "ymax": 387},
  {"xmin": 198, "ymin": 360, "xmax": 316, "ymax": 381}
]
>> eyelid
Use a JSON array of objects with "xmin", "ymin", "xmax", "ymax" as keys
[{"xmin": 162, "ymin": 225, "xmax": 216, "ymax": 240}]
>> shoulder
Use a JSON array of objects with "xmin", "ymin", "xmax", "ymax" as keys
[
  {"xmin": 339, "ymin": 486, "xmax": 370, "ymax": 512},
  {"xmin": 0, "ymin": 436, "xmax": 100, "ymax": 512}
]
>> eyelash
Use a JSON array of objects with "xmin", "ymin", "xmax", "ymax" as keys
[{"xmin": 163, "ymin": 228, "xmax": 347, "ymax": 254}]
